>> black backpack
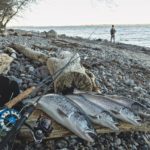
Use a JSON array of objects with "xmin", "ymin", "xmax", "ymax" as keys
[{"xmin": 0, "ymin": 75, "xmax": 20, "ymax": 107}]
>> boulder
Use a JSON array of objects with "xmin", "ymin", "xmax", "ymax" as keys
[{"xmin": 45, "ymin": 30, "xmax": 58, "ymax": 39}]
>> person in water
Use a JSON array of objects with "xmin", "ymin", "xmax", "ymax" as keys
[{"xmin": 110, "ymin": 25, "xmax": 116, "ymax": 43}]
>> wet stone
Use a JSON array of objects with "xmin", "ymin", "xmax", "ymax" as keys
[
  {"xmin": 131, "ymin": 145, "xmax": 137, "ymax": 150},
  {"xmin": 22, "ymin": 84, "xmax": 28, "ymax": 89},
  {"xmin": 28, "ymin": 66, "xmax": 35, "ymax": 72},
  {"xmin": 115, "ymin": 138, "xmax": 121, "ymax": 146},
  {"xmin": 117, "ymin": 146, "xmax": 125, "ymax": 150},
  {"xmin": 55, "ymin": 139, "xmax": 68, "ymax": 149},
  {"xmin": 124, "ymin": 79, "xmax": 135, "ymax": 86},
  {"xmin": 11, "ymin": 53, "xmax": 17, "ymax": 59},
  {"xmin": 139, "ymin": 145, "xmax": 150, "ymax": 150},
  {"xmin": 8, "ymin": 75, "xmax": 23, "ymax": 85},
  {"xmin": 0, "ymin": 30, "xmax": 150, "ymax": 150}
]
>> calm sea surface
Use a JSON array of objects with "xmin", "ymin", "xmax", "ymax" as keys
[{"xmin": 12, "ymin": 25, "xmax": 150, "ymax": 48}]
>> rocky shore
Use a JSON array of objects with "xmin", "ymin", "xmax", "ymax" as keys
[{"xmin": 0, "ymin": 29, "xmax": 150, "ymax": 149}]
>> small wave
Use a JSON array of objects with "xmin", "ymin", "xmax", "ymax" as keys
[{"xmin": 12, "ymin": 25, "xmax": 150, "ymax": 48}]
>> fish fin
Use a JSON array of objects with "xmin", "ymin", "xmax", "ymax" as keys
[
  {"xmin": 89, "ymin": 115, "xmax": 98, "ymax": 119},
  {"xmin": 57, "ymin": 108, "xmax": 68, "ymax": 118},
  {"xmin": 110, "ymin": 110, "xmax": 120, "ymax": 115}
]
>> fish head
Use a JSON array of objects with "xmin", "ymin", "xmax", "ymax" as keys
[
  {"xmin": 74, "ymin": 112, "xmax": 97, "ymax": 142},
  {"xmin": 131, "ymin": 102, "xmax": 150, "ymax": 118},
  {"xmin": 83, "ymin": 129, "xmax": 97, "ymax": 142},
  {"xmin": 120, "ymin": 107, "xmax": 142, "ymax": 126},
  {"xmin": 88, "ymin": 110, "xmax": 119, "ymax": 131},
  {"xmin": 97, "ymin": 111, "xmax": 119, "ymax": 131}
]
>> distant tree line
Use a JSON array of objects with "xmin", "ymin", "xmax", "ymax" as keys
[{"xmin": 0, "ymin": 0, "xmax": 36, "ymax": 33}]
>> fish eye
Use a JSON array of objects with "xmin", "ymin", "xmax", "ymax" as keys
[{"xmin": 101, "ymin": 111, "xmax": 109, "ymax": 116}]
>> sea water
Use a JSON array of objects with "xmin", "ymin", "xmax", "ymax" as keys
[{"xmin": 12, "ymin": 25, "xmax": 150, "ymax": 48}]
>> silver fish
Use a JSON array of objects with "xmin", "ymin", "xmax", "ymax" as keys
[
  {"xmin": 36, "ymin": 94, "xmax": 97, "ymax": 142},
  {"xmin": 74, "ymin": 93, "xmax": 142, "ymax": 126},
  {"xmin": 66, "ymin": 94, "xmax": 119, "ymax": 131},
  {"xmin": 105, "ymin": 95, "xmax": 150, "ymax": 118}
]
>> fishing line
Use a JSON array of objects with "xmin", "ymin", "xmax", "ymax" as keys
[
  {"xmin": 0, "ymin": 25, "xmax": 102, "ymax": 148},
  {"xmin": 0, "ymin": 44, "xmax": 79, "ymax": 121},
  {"xmin": 87, "ymin": 25, "xmax": 100, "ymax": 40},
  {"xmin": 28, "ymin": 55, "xmax": 81, "ymax": 108},
  {"xmin": 0, "ymin": 47, "xmax": 80, "ymax": 138}
]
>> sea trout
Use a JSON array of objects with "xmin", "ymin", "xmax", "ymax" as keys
[
  {"xmin": 74, "ymin": 92, "xmax": 142, "ymax": 126},
  {"xmin": 66, "ymin": 94, "xmax": 119, "ymax": 131},
  {"xmin": 105, "ymin": 95, "xmax": 150, "ymax": 118},
  {"xmin": 36, "ymin": 94, "xmax": 97, "ymax": 142}
]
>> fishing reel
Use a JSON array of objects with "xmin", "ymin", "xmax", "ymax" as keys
[
  {"xmin": 30, "ymin": 116, "xmax": 53, "ymax": 143},
  {"xmin": 0, "ymin": 108, "xmax": 20, "ymax": 133}
]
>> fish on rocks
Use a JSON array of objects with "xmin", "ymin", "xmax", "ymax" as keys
[
  {"xmin": 104, "ymin": 95, "xmax": 150, "ymax": 118},
  {"xmin": 30, "ymin": 94, "xmax": 97, "ymax": 142},
  {"xmin": 66, "ymin": 94, "xmax": 119, "ymax": 131},
  {"xmin": 73, "ymin": 91, "xmax": 142, "ymax": 126}
]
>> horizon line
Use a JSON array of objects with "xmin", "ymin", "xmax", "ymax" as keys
[{"xmin": 8, "ymin": 23, "xmax": 150, "ymax": 28}]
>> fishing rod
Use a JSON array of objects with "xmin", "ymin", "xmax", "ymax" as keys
[
  {"xmin": 0, "ymin": 26, "xmax": 100, "ymax": 149},
  {"xmin": 0, "ymin": 51, "xmax": 79, "ymax": 149},
  {"xmin": 88, "ymin": 25, "xmax": 100, "ymax": 40}
]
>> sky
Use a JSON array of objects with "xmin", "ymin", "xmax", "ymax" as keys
[{"xmin": 9, "ymin": 0, "xmax": 150, "ymax": 26}]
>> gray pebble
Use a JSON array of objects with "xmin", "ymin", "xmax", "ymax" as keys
[
  {"xmin": 56, "ymin": 139, "xmax": 68, "ymax": 149},
  {"xmin": 116, "ymin": 138, "xmax": 121, "ymax": 146},
  {"xmin": 124, "ymin": 79, "xmax": 135, "ymax": 86},
  {"xmin": 11, "ymin": 53, "xmax": 17, "ymax": 59},
  {"xmin": 28, "ymin": 66, "xmax": 35, "ymax": 72}
]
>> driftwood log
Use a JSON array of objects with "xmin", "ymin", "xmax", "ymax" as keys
[
  {"xmin": 46, "ymin": 51, "xmax": 99, "ymax": 93},
  {"xmin": 32, "ymin": 44, "xmax": 54, "ymax": 51},
  {"xmin": 10, "ymin": 43, "xmax": 48, "ymax": 63},
  {"xmin": 0, "ymin": 53, "xmax": 13, "ymax": 74},
  {"xmin": 51, "ymin": 39, "xmax": 82, "ymax": 48},
  {"xmin": 20, "ymin": 109, "xmax": 150, "ymax": 140},
  {"xmin": 10, "ymin": 43, "xmax": 100, "ymax": 93}
]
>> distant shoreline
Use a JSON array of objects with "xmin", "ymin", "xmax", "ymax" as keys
[
  {"xmin": 7, "ymin": 25, "xmax": 150, "ymax": 48},
  {"xmin": 1, "ymin": 26, "xmax": 150, "ymax": 150},
  {"xmin": 8, "ymin": 24, "xmax": 150, "ymax": 28}
]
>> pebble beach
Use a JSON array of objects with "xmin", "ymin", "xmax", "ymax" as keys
[{"xmin": 0, "ymin": 29, "xmax": 150, "ymax": 150}]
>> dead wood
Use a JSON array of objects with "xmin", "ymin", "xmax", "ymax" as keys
[
  {"xmin": 51, "ymin": 39, "xmax": 81, "ymax": 48},
  {"xmin": 10, "ymin": 43, "xmax": 48, "ymax": 63},
  {"xmin": 5, "ymin": 86, "xmax": 35, "ymax": 108},
  {"xmin": 9, "ymin": 43, "xmax": 100, "ymax": 93},
  {"xmin": 32, "ymin": 44, "xmax": 54, "ymax": 51},
  {"xmin": 46, "ymin": 51, "xmax": 100, "ymax": 93},
  {"xmin": 0, "ymin": 53, "xmax": 13, "ymax": 74},
  {"xmin": 20, "ymin": 109, "xmax": 150, "ymax": 140}
]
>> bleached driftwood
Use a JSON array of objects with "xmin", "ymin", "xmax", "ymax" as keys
[
  {"xmin": 0, "ymin": 53, "xmax": 13, "ymax": 74},
  {"xmin": 10, "ymin": 43, "xmax": 48, "ymax": 63},
  {"xmin": 20, "ymin": 109, "xmax": 150, "ymax": 140},
  {"xmin": 46, "ymin": 51, "xmax": 99, "ymax": 92},
  {"xmin": 4, "ymin": 47, "xmax": 16, "ymax": 54},
  {"xmin": 51, "ymin": 39, "xmax": 81, "ymax": 48},
  {"xmin": 10, "ymin": 43, "xmax": 100, "ymax": 93},
  {"xmin": 32, "ymin": 44, "xmax": 53, "ymax": 51}
]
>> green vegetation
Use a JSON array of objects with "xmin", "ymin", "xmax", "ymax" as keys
[{"xmin": 0, "ymin": 0, "xmax": 36, "ymax": 33}]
